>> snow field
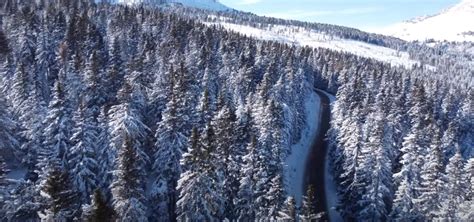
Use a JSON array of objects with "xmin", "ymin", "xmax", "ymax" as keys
[{"xmin": 205, "ymin": 22, "xmax": 422, "ymax": 68}]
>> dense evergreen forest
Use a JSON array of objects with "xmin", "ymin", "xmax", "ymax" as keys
[{"xmin": 0, "ymin": 0, "xmax": 472, "ymax": 221}]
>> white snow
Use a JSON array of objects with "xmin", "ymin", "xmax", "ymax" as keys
[
  {"xmin": 205, "ymin": 22, "xmax": 422, "ymax": 68},
  {"xmin": 284, "ymin": 91, "xmax": 320, "ymax": 206},
  {"xmin": 378, "ymin": 0, "xmax": 474, "ymax": 42},
  {"xmin": 6, "ymin": 168, "xmax": 27, "ymax": 180}
]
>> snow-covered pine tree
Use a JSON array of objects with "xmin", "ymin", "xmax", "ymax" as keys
[
  {"xmin": 441, "ymin": 121, "xmax": 460, "ymax": 162},
  {"xmin": 82, "ymin": 189, "xmax": 115, "ymax": 222},
  {"xmin": 235, "ymin": 135, "xmax": 258, "ymax": 221},
  {"xmin": 10, "ymin": 61, "xmax": 46, "ymax": 167},
  {"xmin": 0, "ymin": 29, "xmax": 9, "ymax": 55},
  {"xmin": 331, "ymin": 74, "xmax": 369, "ymax": 220},
  {"xmin": 0, "ymin": 153, "xmax": 10, "ymax": 217},
  {"xmin": 83, "ymin": 51, "xmax": 105, "ymax": 117},
  {"xmin": 110, "ymin": 135, "xmax": 148, "ymax": 222},
  {"xmin": 0, "ymin": 55, "xmax": 14, "ymax": 95},
  {"xmin": 391, "ymin": 82, "xmax": 431, "ymax": 221},
  {"xmin": 108, "ymin": 80, "xmax": 149, "ymax": 171},
  {"xmin": 177, "ymin": 125, "xmax": 224, "ymax": 221},
  {"xmin": 456, "ymin": 158, "xmax": 473, "ymax": 221},
  {"xmin": 277, "ymin": 196, "xmax": 297, "ymax": 221},
  {"xmin": 0, "ymin": 95, "xmax": 18, "ymax": 161},
  {"xmin": 437, "ymin": 148, "xmax": 467, "ymax": 220},
  {"xmin": 105, "ymin": 37, "xmax": 125, "ymax": 104},
  {"xmin": 11, "ymin": 62, "xmax": 31, "ymax": 116},
  {"xmin": 390, "ymin": 124, "xmax": 423, "ymax": 221},
  {"xmin": 235, "ymin": 42, "xmax": 257, "ymax": 102},
  {"xmin": 300, "ymin": 185, "xmax": 324, "ymax": 221},
  {"xmin": 266, "ymin": 174, "xmax": 286, "ymax": 220},
  {"xmin": 357, "ymin": 90, "xmax": 393, "ymax": 221},
  {"xmin": 61, "ymin": 42, "xmax": 80, "ymax": 96},
  {"xmin": 69, "ymin": 99, "xmax": 100, "ymax": 202},
  {"xmin": 337, "ymin": 113, "xmax": 364, "ymax": 220},
  {"xmin": 151, "ymin": 64, "xmax": 192, "ymax": 220},
  {"xmin": 34, "ymin": 25, "xmax": 53, "ymax": 102},
  {"xmin": 197, "ymin": 88, "xmax": 214, "ymax": 126},
  {"xmin": 3, "ymin": 180, "xmax": 41, "ymax": 221},
  {"xmin": 96, "ymin": 108, "xmax": 114, "ymax": 193},
  {"xmin": 211, "ymin": 102, "xmax": 239, "ymax": 219},
  {"xmin": 39, "ymin": 166, "xmax": 80, "ymax": 221},
  {"xmin": 456, "ymin": 91, "xmax": 473, "ymax": 158},
  {"xmin": 416, "ymin": 120, "xmax": 444, "ymax": 220},
  {"xmin": 37, "ymin": 79, "xmax": 73, "ymax": 184}
]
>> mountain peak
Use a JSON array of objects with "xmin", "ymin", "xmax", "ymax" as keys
[{"xmin": 380, "ymin": 0, "xmax": 474, "ymax": 42}]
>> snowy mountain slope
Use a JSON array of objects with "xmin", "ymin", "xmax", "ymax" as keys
[
  {"xmin": 205, "ymin": 21, "xmax": 424, "ymax": 68},
  {"xmin": 116, "ymin": 0, "xmax": 430, "ymax": 67},
  {"xmin": 380, "ymin": 0, "xmax": 474, "ymax": 42},
  {"xmin": 116, "ymin": 0, "xmax": 230, "ymax": 11}
]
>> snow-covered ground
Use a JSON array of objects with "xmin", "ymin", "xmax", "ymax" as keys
[
  {"xmin": 378, "ymin": 0, "xmax": 474, "ymax": 42},
  {"xmin": 284, "ymin": 91, "xmax": 320, "ymax": 206},
  {"xmin": 205, "ymin": 22, "xmax": 421, "ymax": 68},
  {"xmin": 7, "ymin": 168, "xmax": 27, "ymax": 181}
]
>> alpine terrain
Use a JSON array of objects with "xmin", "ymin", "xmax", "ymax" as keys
[
  {"xmin": 381, "ymin": 0, "xmax": 474, "ymax": 42},
  {"xmin": 0, "ymin": 0, "xmax": 472, "ymax": 221}
]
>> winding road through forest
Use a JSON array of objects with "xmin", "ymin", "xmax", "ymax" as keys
[{"xmin": 303, "ymin": 89, "xmax": 331, "ymax": 220}]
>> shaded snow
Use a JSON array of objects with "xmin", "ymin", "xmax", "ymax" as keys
[
  {"xmin": 205, "ymin": 22, "xmax": 422, "ymax": 68},
  {"xmin": 284, "ymin": 91, "xmax": 320, "ymax": 206},
  {"xmin": 7, "ymin": 168, "xmax": 27, "ymax": 180},
  {"xmin": 6, "ymin": 167, "xmax": 27, "ymax": 187}
]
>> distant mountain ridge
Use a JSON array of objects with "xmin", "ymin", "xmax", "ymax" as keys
[
  {"xmin": 381, "ymin": 0, "xmax": 474, "ymax": 42},
  {"xmin": 116, "ymin": 0, "xmax": 231, "ymax": 11}
]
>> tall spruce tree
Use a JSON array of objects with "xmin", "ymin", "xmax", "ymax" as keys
[
  {"xmin": 416, "ymin": 121, "xmax": 444, "ymax": 220},
  {"xmin": 235, "ymin": 135, "xmax": 258, "ymax": 221},
  {"xmin": 38, "ymin": 166, "xmax": 79, "ymax": 221},
  {"xmin": 300, "ymin": 185, "xmax": 324, "ymax": 221},
  {"xmin": 69, "ymin": 100, "xmax": 99, "ymax": 202},
  {"xmin": 437, "ymin": 148, "xmax": 466, "ymax": 220},
  {"xmin": 110, "ymin": 135, "xmax": 148, "ymax": 221},
  {"xmin": 177, "ymin": 125, "xmax": 224, "ymax": 221},
  {"xmin": 277, "ymin": 196, "xmax": 297, "ymax": 221},
  {"xmin": 82, "ymin": 189, "xmax": 115, "ymax": 222}
]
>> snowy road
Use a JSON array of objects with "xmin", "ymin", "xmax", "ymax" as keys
[
  {"xmin": 284, "ymin": 89, "xmax": 341, "ymax": 221},
  {"xmin": 302, "ymin": 90, "xmax": 331, "ymax": 219}
]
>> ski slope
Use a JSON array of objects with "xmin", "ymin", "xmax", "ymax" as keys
[{"xmin": 205, "ymin": 22, "xmax": 422, "ymax": 68}]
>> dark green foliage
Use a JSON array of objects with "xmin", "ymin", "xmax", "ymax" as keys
[
  {"xmin": 0, "ymin": 30, "xmax": 9, "ymax": 55},
  {"xmin": 85, "ymin": 189, "xmax": 115, "ymax": 222},
  {"xmin": 41, "ymin": 167, "xmax": 79, "ymax": 219}
]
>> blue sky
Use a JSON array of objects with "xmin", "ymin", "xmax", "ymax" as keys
[{"xmin": 220, "ymin": 0, "xmax": 461, "ymax": 31}]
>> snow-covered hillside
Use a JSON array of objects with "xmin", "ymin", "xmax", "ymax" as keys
[
  {"xmin": 116, "ymin": 0, "xmax": 230, "ymax": 11},
  {"xmin": 205, "ymin": 22, "xmax": 423, "ymax": 68},
  {"xmin": 380, "ymin": 0, "xmax": 474, "ymax": 42},
  {"xmin": 117, "ymin": 0, "xmax": 426, "ymax": 67}
]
